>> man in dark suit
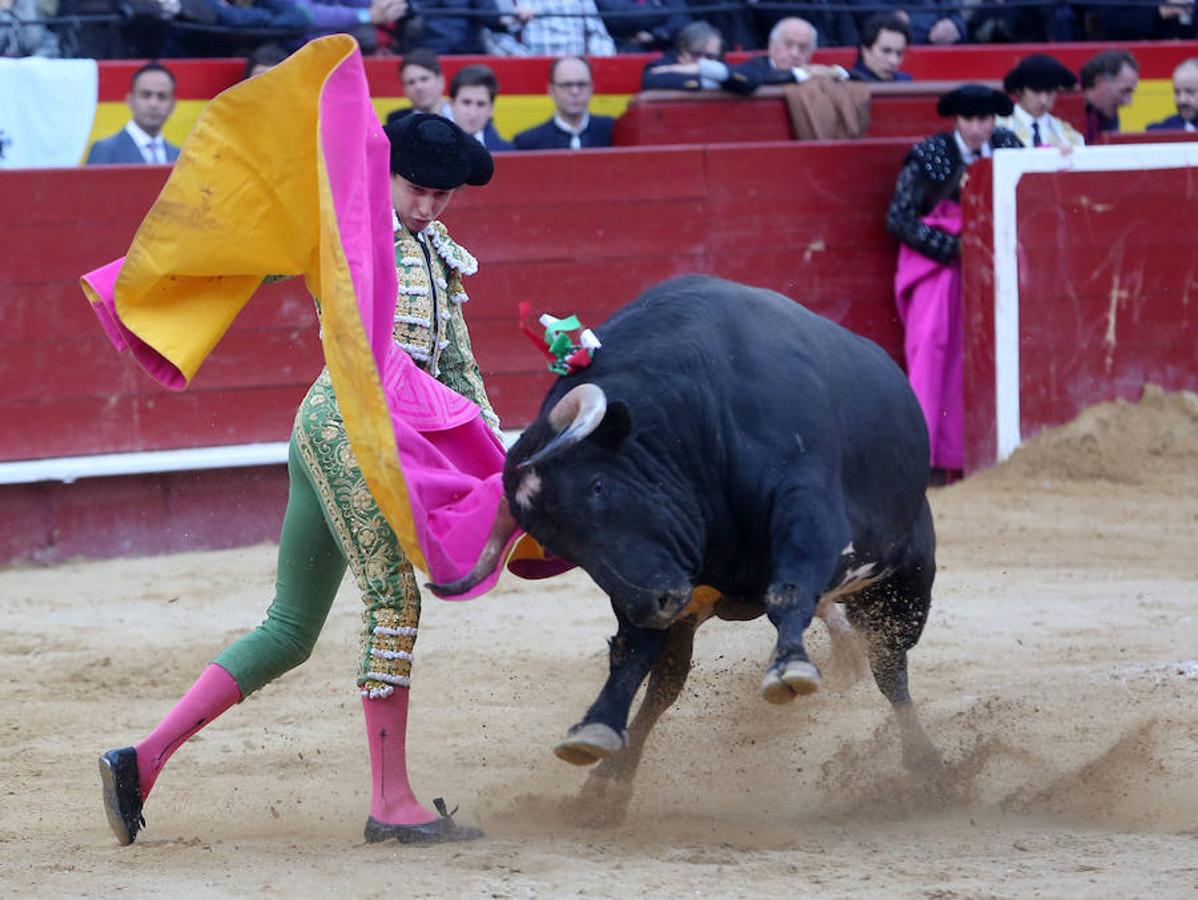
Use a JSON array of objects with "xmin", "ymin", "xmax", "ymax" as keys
[
  {"xmin": 1147, "ymin": 58, "xmax": 1198, "ymax": 132},
  {"xmin": 1080, "ymin": 49, "xmax": 1139, "ymax": 143},
  {"xmin": 386, "ymin": 49, "xmax": 453, "ymax": 126},
  {"xmin": 450, "ymin": 64, "xmax": 514, "ymax": 152},
  {"xmin": 850, "ymin": 14, "xmax": 913, "ymax": 82},
  {"xmin": 732, "ymin": 17, "xmax": 849, "ymax": 86},
  {"xmin": 86, "ymin": 63, "xmax": 180, "ymax": 165},
  {"xmin": 641, "ymin": 21, "xmax": 757, "ymax": 94},
  {"xmin": 513, "ymin": 57, "xmax": 615, "ymax": 150}
]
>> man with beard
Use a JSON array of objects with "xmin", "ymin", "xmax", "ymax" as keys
[
  {"xmin": 1148, "ymin": 58, "xmax": 1198, "ymax": 132},
  {"xmin": 1080, "ymin": 49, "xmax": 1139, "ymax": 143},
  {"xmin": 86, "ymin": 63, "xmax": 179, "ymax": 165}
]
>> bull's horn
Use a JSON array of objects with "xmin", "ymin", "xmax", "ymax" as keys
[
  {"xmin": 517, "ymin": 383, "xmax": 608, "ymax": 470},
  {"xmin": 426, "ymin": 496, "xmax": 518, "ymax": 596}
]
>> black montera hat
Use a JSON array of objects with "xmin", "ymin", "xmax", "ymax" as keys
[
  {"xmin": 937, "ymin": 84, "xmax": 1015, "ymax": 118},
  {"xmin": 1003, "ymin": 54, "xmax": 1078, "ymax": 94},
  {"xmin": 383, "ymin": 113, "xmax": 493, "ymax": 190}
]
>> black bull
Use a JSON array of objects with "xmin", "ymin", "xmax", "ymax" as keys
[{"xmin": 434, "ymin": 275, "xmax": 940, "ymax": 818}]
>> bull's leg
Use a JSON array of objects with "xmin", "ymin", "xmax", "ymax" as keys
[
  {"xmin": 554, "ymin": 609, "xmax": 670, "ymax": 766},
  {"xmin": 760, "ymin": 491, "xmax": 848, "ymax": 704},
  {"xmin": 572, "ymin": 616, "xmax": 699, "ymax": 825},
  {"xmin": 814, "ymin": 596, "xmax": 868, "ymax": 686},
  {"xmin": 844, "ymin": 500, "xmax": 940, "ymax": 771}
]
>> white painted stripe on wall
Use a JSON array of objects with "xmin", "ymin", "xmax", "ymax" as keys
[
  {"xmin": 990, "ymin": 141, "xmax": 1198, "ymax": 461},
  {"xmin": 0, "ymin": 430, "xmax": 526, "ymax": 485},
  {"xmin": 0, "ymin": 442, "xmax": 291, "ymax": 485}
]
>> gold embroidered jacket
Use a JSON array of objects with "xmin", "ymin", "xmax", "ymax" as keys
[{"xmin": 390, "ymin": 220, "xmax": 499, "ymax": 432}]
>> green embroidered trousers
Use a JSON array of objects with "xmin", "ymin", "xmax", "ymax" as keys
[{"xmin": 214, "ymin": 370, "xmax": 421, "ymax": 699}]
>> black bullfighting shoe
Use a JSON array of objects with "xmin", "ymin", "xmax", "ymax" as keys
[
  {"xmin": 98, "ymin": 747, "xmax": 145, "ymax": 846},
  {"xmin": 364, "ymin": 798, "xmax": 484, "ymax": 845}
]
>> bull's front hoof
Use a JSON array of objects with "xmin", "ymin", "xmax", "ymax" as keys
[
  {"xmin": 564, "ymin": 772, "xmax": 635, "ymax": 828},
  {"xmin": 760, "ymin": 660, "xmax": 822, "ymax": 705},
  {"xmin": 553, "ymin": 723, "xmax": 627, "ymax": 766}
]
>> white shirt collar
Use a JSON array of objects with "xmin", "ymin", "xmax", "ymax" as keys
[
  {"xmin": 953, "ymin": 129, "xmax": 992, "ymax": 165},
  {"xmin": 125, "ymin": 120, "xmax": 163, "ymax": 161},
  {"xmin": 1013, "ymin": 103, "xmax": 1056, "ymax": 134},
  {"xmin": 553, "ymin": 112, "xmax": 590, "ymax": 137}
]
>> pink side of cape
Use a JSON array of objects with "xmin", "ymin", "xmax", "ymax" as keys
[
  {"xmin": 894, "ymin": 199, "xmax": 964, "ymax": 471},
  {"xmin": 79, "ymin": 47, "xmax": 575, "ymax": 599}
]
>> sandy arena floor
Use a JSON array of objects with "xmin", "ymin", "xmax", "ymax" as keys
[{"xmin": 2, "ymin": 388, "xmax": 1197, "ymax": 898}]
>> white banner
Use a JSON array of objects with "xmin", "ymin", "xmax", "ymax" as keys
[{"xmin": 0, "ymin": 58, "xmax": 98, "ymax": 168}]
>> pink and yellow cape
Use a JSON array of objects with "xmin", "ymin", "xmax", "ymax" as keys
[{"xmin": 79, "ymin": 35, "xmax": 565, "ymax": 598}]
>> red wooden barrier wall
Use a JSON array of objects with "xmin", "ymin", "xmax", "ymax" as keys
[
  {"xmin": 7, "ymin": 139, "xmax": 1194, "ymax": 563},
  {"xmin": 613, "ymin": 88, "xmax": 1087, "ymax": 146},
  {"xmin": 0, "ymin": 139, "xmax": 913, "ymax": 561},
  {"xmin": 1, "ymin": 141, "xmax": 912, "ymax": 462},
  {"xmin": 962, "ymin": 157, "xmax": 1198, "ymax": 470},
  {"xmin": 95, "ymin": 42, "xmax": 1198, "ymax": 102}
]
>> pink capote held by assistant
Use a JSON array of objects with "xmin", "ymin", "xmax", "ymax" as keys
[{"xmin": 894, "ymin": 199, "xmax": 965, "ymax": 472}]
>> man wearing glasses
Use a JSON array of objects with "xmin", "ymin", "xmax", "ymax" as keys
[
  {"xmin": 641, "ymin": 21, "xmax": 758, "ymax": 94},
  {"xmin": 513, "ymin": 57, "xmax": 615, "ymax": 149}
]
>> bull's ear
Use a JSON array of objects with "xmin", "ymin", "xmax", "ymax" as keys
[{"xmin": 594, "ymin": 401, "xmax": 632, "ymax": 451}]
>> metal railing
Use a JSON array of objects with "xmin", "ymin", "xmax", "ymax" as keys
[{"xmin": 3, "ymin": 0, "xmax": 1191, "ymax": 60}]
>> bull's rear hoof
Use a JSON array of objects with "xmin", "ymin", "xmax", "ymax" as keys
[
  {"xmin": 554, "ymin": 723, "xmax": 626, "ymax": 766},
  {"xmin": 760, "ymin": 660, "xmax": 822, "ymax": 704}
]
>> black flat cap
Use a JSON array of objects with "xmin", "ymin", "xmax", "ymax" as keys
[
  {"xmin": 1003, "ymin": 54, "xmax": 1078, "ymax": 94},
  {"xmin": 937, "ymin": 84, "xmax": 1014, "ymax": 118},
  {"xmin": 383, "ymin": 112, "xmax": 493, "ymax": 190}
]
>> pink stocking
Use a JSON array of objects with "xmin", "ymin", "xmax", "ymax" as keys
[
  {"xmin": 134, "ymin": 663, "xmax": 242, "ymax": 800},
  {"xmin": 363, "ymin": 688, "xmax": 437, "ymax": 825}
]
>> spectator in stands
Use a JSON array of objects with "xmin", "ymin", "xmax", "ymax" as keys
[
  {"xmin": 243, "ymin": 41, "xmax": 289, "ymax": 79},
  {"xmin": 486, "ymin": 0, "xmax": 616, "ymax": 56},
  {"xmin": 300, "ymin": 0, "xmax": 410, "ymax": 52},
  {"xmin": 997, "ymin": 54, "xmax": 1083, "ymax": 148},
  {"xmin": 450, "ymin": 64, "xmax": 512, "ymax": 151},
  {"xmin": 173, "ymin": 0, "xmax": 309, "ymax": 56},
  {"xmin": 698, "ymin": 0, "xmax": 755, "ymax": 51},
  {"xmin": 415, "ymin": 0, "xmax": 507, "ymax": 54},
  {"xmin": 513, "ymin": 56, "xmax": 614, "ymax": 149},
  {"xmin": 750, "ymin": 1, "xmax": 858, "ymax": 49},
  {"xmin": 641, "ymin": 21, "xmax": 757, "ymax": 94},
  {"xmin": 965, "ymin": 0, "xmax": 1055, "ymax": 43},
  {"xmin": 733, "ymin": 17, "xmax": 848, "ymax": 85},
  {"xmin": 1148, "ymin": 58, "xmax": 1198, "ymax": 132},
  {"xmin": 596, "ymin": 0, "xmax": 689, "ymax": 52},
  {"xmin": 86, "ymin": 63, "xmax": 180, "ymax": 165},
  {"xmin": 849, "ymin": 14, "xmax": 911, "ymax": 82},
  {"xmin": 886, "ymin": 85, "xmax": 1022, "ymax": 484},
  {"xmin": 1, "ymin": 0, "xmax": 60, "ymax": 56},
  {"xmin": 386, "ymin": 49, "xmax": 452, "ymax": 125},
  {"xmin": 1088, "ymin": 0, "xmax": 1195, "ymax": 41},
  {"xmin": 866, "ymin": 0, "xmax": 964, "ymax": 45},
  {"xmin": 1080, "ymin": 49, "xmax": 1138, "ymax": 144}
]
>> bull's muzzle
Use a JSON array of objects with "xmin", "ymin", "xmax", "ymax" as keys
[{"xmin": 628, "ymin": 589, "xmax": 692, "ymax": 630}]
